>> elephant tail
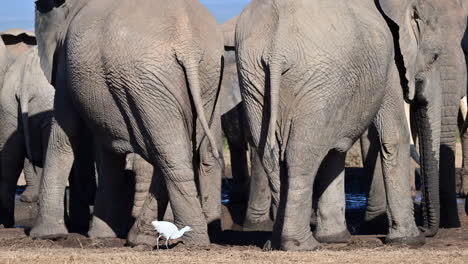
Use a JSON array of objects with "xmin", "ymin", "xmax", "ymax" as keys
[
  {"xmin": 182, "ymin": 57, "xmax": 219, "ymax": 160},
  {"xmin": 267, "ymin": 60, "xmax": 282, "ymax": 150}
]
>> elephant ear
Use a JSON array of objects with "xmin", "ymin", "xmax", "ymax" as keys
[
  {"xmin": 379, "ymin": 0, "xmax": 421, "ymax": 102},
  {"xmin": 221, "ymin": 16, "xmax": 238, "ymax": 49}
]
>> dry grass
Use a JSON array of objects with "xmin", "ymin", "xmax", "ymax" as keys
[{"xmin": 0, "ymin": 247, "xmax": 467, "ymax": 264}]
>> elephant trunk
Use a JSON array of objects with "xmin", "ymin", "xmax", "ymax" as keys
[
  {"xmin": 438, "ymin": 53, "xmax": 464, "ymax": 228},
  {"xmin": 414, "ymin": 68, "xmax": 442, "ymax": 237}
]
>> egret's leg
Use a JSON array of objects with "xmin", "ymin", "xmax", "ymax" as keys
[
  {"xmin": 156, "ymin": 235, "xmax": 162, "ymax": 250},
  {"xmin": 166, "ymin": 238, "xmax": 170, "ymax": 249}
]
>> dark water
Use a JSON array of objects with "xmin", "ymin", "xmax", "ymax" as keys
[
  {"xmin": 220, "ymin": 179, "xmax": 465, "ymax": 209},
  {"xmin": 221, "ymin": 178, "xmax": 369, "ymax": 209}
]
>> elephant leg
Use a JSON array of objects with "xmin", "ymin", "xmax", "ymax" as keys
[
  {"xmin": 127, "ymin": 165, "xmax": 168, "ymax": 248},
  {"xmin": 222, "ymin": 106, "xmax": 249, "ymax": 204},
  {"xmin": 68, "ymin": 130, "xmax": 96, "ymax": 234},
  {"xmin": 271, "ymin": 125, "xmax": 328, "ymax": 251},
  {"xmin": 29, "ymin": 119, "xmax": 77, "ymax": 238},
  {"xmin": 314, "ymin": 150, "xmax": 350, "ymax": 243},
  {"xmin": 243, "ymin": 148, "xmax": 272, "ymax": 231},
  {"xmin": 154, "ymin": 135, "xmax": 209, "ymax": 245},
  {"xmin": 362, "ymin": 124, "xmax": 388, "ymax": 233},
  {"xmin": 198, "ymin": 112, "xmax": 224, "ymax": 238},
  {"xmin": 226, "ymin": 139, "xmax": 249, "ymax": 204},
  {"xmin": 0, "ymin": 133, "xmax": 25, "ymax": 228},
  {"xmin": 128, "ymin": 153, "xmax": 152, "ymax": 219},
  {"xmin": 19, "ymin": 159, "xmax": 41, "ymax": 203},
  {"xmin": 375, "ymin": 79, "xmax": 423, "ymax": 245},
  {"xmin": 89, "ymin": 149, "xmax": 132, "ymax": 238}
]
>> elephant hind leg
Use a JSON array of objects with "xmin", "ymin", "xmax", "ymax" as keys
[
  {"xmin": 143, "ymin": 124, "xmax": 209, "ymax": 246},
  {"xmin": 243, "ymin": 149, "xmax": 273, "ymax": 231},
  {"xmin": 314, "ymin": 150, "xmax": 350, "ymax": 243},
  {"xmin": 127, "ymin": 165, "xmax": 168, "ymax": 248},
  {"xmin": 273, "ymin": 128, "xmax": 330, "ymax": 251}
]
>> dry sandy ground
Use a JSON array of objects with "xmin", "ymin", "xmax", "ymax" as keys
[
  {"xmin": 0, "ymin": 246, "xmax": 467, "ymax": 264},
  {"xmin": 0, "ymin": 210, "xmax": 467, "ymax": 264}
]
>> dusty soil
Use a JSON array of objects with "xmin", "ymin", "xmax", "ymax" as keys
[
  {"xmin": 0, "ymin": 212, "xmax": 467, "ymax": 264},
  {"xmin": 3, "ymin": 142, "xmax": 467, "ymax": 263}
]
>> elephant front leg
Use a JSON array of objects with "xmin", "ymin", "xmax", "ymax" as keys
[
  {"xmin": 361, "ymin": 125, "xmax": 389, "ymax": 234},
  {"xmin": 375, "ymin": 89, "xmax": 423, "ymax": 245},
  {"xmin": 30, "ymin": 120, "xmax": 75, "ymax": 238},
  {"xmin": 314, "ymin": 151, "xmax": 350, "ymax": 243}
]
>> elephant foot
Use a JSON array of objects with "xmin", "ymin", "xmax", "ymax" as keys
[
  {"xmin": 243, "ymin": 218, "xmax": 274, "ymax": 232},
  {"xmin": 281, "ymin": 233, "xmax": 321, "ymax": 251},
  {"xmin": 126, "ymin": 222, "xmax": 157, "ymax": 248},
  {"xmin": 180, "ymin": 230, "xmax": 210, "ymax": 246},
  {"xmin": 264, "ymin": 232, "xmax": 321, "ymax": 251},
  {"xmin": 88, "ymin": 217, "xmax": 118, "ymax": 238},
  {"xmin": 315, "ymin": 229, "xmax": 351, "ymax": 243},
  {"xmin": 19, "ymin": 188, "xmax": 39, "ymax": 203},
  {"xmin": 385, "ymin": 226, "xmax": 425, "ymax": 246},
  {"xmin": 385, "ymin": 232, "xmax": 425, "ymax": 246},
  {"xmin": 30, "ymin": 220, "xmax": 68, "ymax": 239}
]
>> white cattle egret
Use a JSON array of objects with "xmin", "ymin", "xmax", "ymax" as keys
[{"xmin": 151, "ymin": 220, "xmax": 192, "ymax": 249}]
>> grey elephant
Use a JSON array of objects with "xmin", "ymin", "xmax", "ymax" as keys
[
  {"xmin": 1, "ymin": 30, "xmax": 45, "ymax": 204},
  {"xmin": 220, "ymin": 16, "xmax": 272, "ymax": 230},
  {"xmin": 30, "ymin": 0, "xmax": 224, "ymax": 247},
  {"xmin": 0, "ymin": 47, "xmax": 54, "ymax": 228},
  {"xmin": 361, "ymin": 0, "xmax": 467, "ymax": 231},
  {"xmin": 235, "ymin": 0, "xmax": 459, "ymax": 250}
]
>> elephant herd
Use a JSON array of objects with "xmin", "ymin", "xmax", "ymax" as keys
[{"xmin": 0, "ymin": 0, "xmax": 467, "ymax": 251}]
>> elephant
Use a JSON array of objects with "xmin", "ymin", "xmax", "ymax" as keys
[
  {"xmin": 1, "ymin": 30, "xmax": 44, "ymax": 205},
  {"xmin": 30, "ymin": 0, "xmax": 224, "ymax": 248},
  {"xmin": 361, "ymin": 0, "xmax": 467, "ymax": 230},
  {"xmin": 235, "ymin": 0, "xmax": 464, "ymax": 250},
  {"xmin": 0, "ymin": 47, "xmax": 54, "ymax": 228},
  {"xmin": 220, "ymin": 16, "xmax": 272, "ymax": 230}
]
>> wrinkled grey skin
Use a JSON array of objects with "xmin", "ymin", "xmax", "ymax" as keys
[
  {"xmin": 360, "ymin": 0, "xmax": 467, "ymax": 232},
  {"xmin": 1, "ymin": 30, "xmax": 42, "ymax": 204},
  {"xmin": 30, "ymin": 0, "xmax": 224, "ymax": 247},
  {"xmin": 220, "ymin": 17, "xmax": 272, "ymax": 230},
  {"xmin": 236, "ymin": 0, "xmax": 426, "ymax": 251},
  {"xmin": 0, "ymin": 47, "xmax": 54, "ymax": 228}
]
